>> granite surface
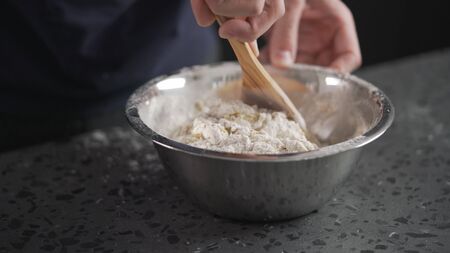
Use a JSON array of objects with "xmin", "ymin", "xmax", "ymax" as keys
[{"xmin": 1, "ymin": 49, "xmax": 450, "ymax": 253}]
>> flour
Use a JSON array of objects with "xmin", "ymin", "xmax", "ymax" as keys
[{"xmin": 171, "ymin": 99, "xmax": 318, "ymax": 154}]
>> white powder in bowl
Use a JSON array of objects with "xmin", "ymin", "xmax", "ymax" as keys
[{"xmin": 171, "ymin": 98, "xmax": 318, "ymax": 154}]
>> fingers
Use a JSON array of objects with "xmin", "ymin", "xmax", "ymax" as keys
[
  {"xmin": 192, "ymin": 0, "xmax": 284, "ymax": 59},
  {"xmin": 218, "ymin": 0, "xmax": 285, "ymax": 42},
  {"xmin": 191, "ymin": 0, "xmax": 215, "ymax": 27},
  {"xmin": 217, "ymin": 17, "xmax": 260, "ymax": 56},
  {"xmin": 296, "ymin": 53, "xmax": 316, "ymax": 65},
  {"xmin": 297, "ymin": 0, "xmax": 361, "ymax": 72},
  {"xmin": 316, "ymin": 49, "xmax": 333, "ymax": 66},
  {"xmin": 330, "ymin": 52, "xmax": 361, "ymax": 72},
  {"xmin": 205, "ymin": 0, "xmax": 265, "ymax": 17},
  {"xmin": 268, "ymin": 0, "xmax": 305, "ymax": 67},
  {"xmin": 329, "ymin": 2, "xmax": 362, "ymax": 72}
]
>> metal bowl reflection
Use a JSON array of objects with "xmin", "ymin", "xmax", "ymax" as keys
[{"xmin": 126, "ymin": 62, "xmax": 394, "ymax": 221}]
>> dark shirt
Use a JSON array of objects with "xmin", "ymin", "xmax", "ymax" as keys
[{"xmin": 0, "ymin": 0, "xmax": 216, "ymax": 116}]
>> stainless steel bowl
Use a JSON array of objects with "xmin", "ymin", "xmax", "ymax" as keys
[{"xmin": 126, "ymin": 62, "xmax": 394, "ymax": 221}]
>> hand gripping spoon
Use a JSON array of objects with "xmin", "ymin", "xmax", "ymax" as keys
[{"xmin": 216, "ymin": 16, "xmax": 308, "ymax": 131}]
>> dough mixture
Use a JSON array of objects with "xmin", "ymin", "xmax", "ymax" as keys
[{"xmin": 172, "ymin": 98, "xmax": 318, "ymax": 154}]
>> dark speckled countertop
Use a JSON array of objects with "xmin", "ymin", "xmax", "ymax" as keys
[{"xmin": 1, "ymin": 49, "xmax": 450, "ymax": 253}]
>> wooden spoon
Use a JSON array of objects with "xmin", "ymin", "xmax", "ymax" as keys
[{"xmin": 216, "ymin": 16, "xmax": 307, "ymax": 131}]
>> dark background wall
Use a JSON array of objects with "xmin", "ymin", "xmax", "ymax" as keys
[
  {"xmin": 346, "ymin": 0, "xmax": 450, "ymax": 66},
  {"xmin": 220, "ymin": 0, "xmax": 450, "ymax": 67}
]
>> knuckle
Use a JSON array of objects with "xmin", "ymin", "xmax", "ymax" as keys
[
  {"xmin": 205, "ymin": 0, "xmax": 223, "ymax": 13},
  {"xmin": 341, "ymin": 2, "xmax": 353, "ymax": 16},
  {"xmin": 245, "ymin": 26, "xmax": 261, "ymax": 41},
  {"xmin": 273, "ymin": 0, "xmax": 285, "ymax": 18},
  {"xmin": 278, "ymin": 5, "xmax": 286, "ymax": 18},
  {"xmin": 284, "ymin": 0, "xmax": 306, "ymax": 13},
  {"xmin": 338, "ymin": 2, "xmax": 355, "ymax": 23},
  {"xmin": 207, "ymin": 0, "xmax": 265, "ymax": 16},
  {"xmin": 285, "ymin": 0, "xmax": 303, "ymax": 9},
  {"xmin": 247, "ymin": 31, "xmax": 260, "ymax": 41},
  {"xmin": 247, "ymin": 1, "xmax": 265, "ymax": 16}
]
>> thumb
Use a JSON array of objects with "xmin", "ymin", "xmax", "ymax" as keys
[{"xmin": 269, "ymin": 0, "xmax": 305, "ymax": 67}]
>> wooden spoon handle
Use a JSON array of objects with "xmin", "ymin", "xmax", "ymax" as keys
[
  {"xmin": 215, "ymin": 16, "xmax": 307, "ymax": 130},
  {"xmin": 215, "ymin": 16, "xmax": 257, "ymax": 66}
]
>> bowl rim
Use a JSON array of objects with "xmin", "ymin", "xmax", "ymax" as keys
[{"xmin": 126, "ymin": 62, "xmax": 394, "ymax": 162}]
